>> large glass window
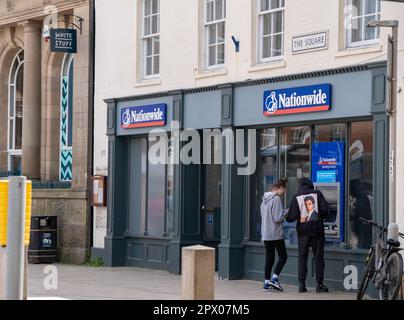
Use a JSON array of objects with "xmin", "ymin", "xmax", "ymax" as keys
[
  {"xmin": 147, "ymin": 137, "xmax": 166, "ymax": 236},
  {"xmin": 143, "ymin": 0, "xmax": 160, "ymax": 78},
  {"xmin": 60, "ymin": 53, "xmax": 74, "ymax": 181},
  {"xmin": 258, "ymin": 0, "xmax": 285, "ymax": 62},
  {"xmin": 346, "ymin": 0, "xmax": 380, "ymax": 47},
  {"xmin": 8, "ymin": 50, "xmax": 24, "ymax": 174},
  {"xmin": 280, "ymin": 126, "xmax": 311, "ymax": 246},
  {"xmin": 205, "ymin": 0, "xmax": 226, "ymax": 69},
  {"xmin": 348, "ymin": 121, "xmax": 373, "ymax": 249},
  {"xmin": 132, "ymin": 136, "xmax": 173, "ymax": 237},
  {"xmin": 250, "ymin": 129, "xmax": 278, "ymax": 242}
]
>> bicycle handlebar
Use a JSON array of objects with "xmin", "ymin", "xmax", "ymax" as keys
[{"xmin": 360, "ymin": 218, "xmax": 404, "ymax": 239}]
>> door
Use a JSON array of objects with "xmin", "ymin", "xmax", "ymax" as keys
[{"xmin": 201, "ymin": 163, "xmax": 222, "ymax": 268}]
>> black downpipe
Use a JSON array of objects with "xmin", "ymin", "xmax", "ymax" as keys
[{"xmin": 87, "ymin": 0, "xmax": 96, "ymax": 260}]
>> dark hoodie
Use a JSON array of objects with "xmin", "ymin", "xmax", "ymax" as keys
[{"xmin": 286, "ymin": 178, "xmax": 329, "ymax": 237}]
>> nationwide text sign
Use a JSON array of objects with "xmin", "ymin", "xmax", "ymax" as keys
[
  {"xmin": 263, "ymin": 84, "xmax": 332, "ymax": 117},
  {"xmin": 121, "ymin": 104, "xmax": 167, "ymax": 129},
  {"xmin": 50, "ymin": 29, "xmax": 77, "ymax": 53}
]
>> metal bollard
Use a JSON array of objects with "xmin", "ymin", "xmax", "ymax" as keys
[
  {"xmin": 5, "ymin": 176, "xmax": 27, "ymax": 300},
  {"xmin": 181, "ymin": 245, "xmax": 215, "ymax": 300}
]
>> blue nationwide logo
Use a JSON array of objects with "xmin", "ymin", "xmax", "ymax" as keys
[{"xmin": 263, "ymin": 84, "xmax": 332, "ymax": 117}]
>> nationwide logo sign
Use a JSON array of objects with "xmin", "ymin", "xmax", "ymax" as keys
[
  {"xmin": 121, "ymin": 104, "xmax": 167, "ymax": 129},
  {"xmin": 318, "ymin": 157, "xmax": 338, "ymax": 166},
  {"xmin": 263, "ymin": 84, "xmax": 332, "ymax": 116}
]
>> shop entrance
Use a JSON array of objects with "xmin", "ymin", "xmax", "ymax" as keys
[{"xmin": 201, "ymin": 163, "xmax": 222, "ymax": 268}]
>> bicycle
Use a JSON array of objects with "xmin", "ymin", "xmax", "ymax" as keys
[{"xmin": 356, "ymin": 218, "xmax": 404, "ymax": 300}]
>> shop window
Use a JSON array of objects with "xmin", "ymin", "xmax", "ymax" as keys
[
  {"xmin": 258, "ymin": 0, "xmax": 285, "ymax": 62},
  {"xmin": 204, "ymin": 0, "xmax": 226, "ymax": 69},
  {"xmin": 280, "ymin": 126, "xmax": 311, "ymax": 246},
  {"xmin": 249, "ymin": 128, "xmax": 278, "ymax": 242},
  {"xmin": 143, "ymin": 0, "xmax": 160, "ymax": 78},
  {"xmin": 147, "ymin": 137, "xmax": 166, "ymax": 236},
  {"xmin": 7, "ymin": 50, "xmax": 24, "ymax": 174},
  {"xmin": 132, "ymin": 136, "xmax": 173, "ymax": 237},
  {"xmin": 314, "ymin": 124, "xmax": 347, "ymax": 143},
  {"xmin": 60, "ymin": 54, "xmax": 74, "ymax": 182},
  {"xmin": 346, "ymin": 0, "xmax": 380, "ymax": 48},
  {"xmin": 348, "ymin": 121, "xmax": 373, "ymax": 249}
]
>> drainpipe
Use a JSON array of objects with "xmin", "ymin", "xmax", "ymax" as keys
[{"xmin": 87, "ymin": 0, "xmax": 96, "ymax": 260}]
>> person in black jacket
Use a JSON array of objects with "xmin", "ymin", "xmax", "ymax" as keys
[{"xmin": 286, "ymin": 178, "xmax": 330, "ymax": 293}]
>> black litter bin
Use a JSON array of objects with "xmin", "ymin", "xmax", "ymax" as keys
[{"xmin": 28, "ymin": 216, "xmax": 58, "ymax": 264}]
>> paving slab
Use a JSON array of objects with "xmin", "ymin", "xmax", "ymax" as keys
[{"xmin": 27, "ymin": 264, "xmax": 356, "ymax": 300}]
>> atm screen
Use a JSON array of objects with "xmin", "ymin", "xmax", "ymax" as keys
[
  {"xmin": 317, "ymin": 186, "xmax": 338, "ymax": 223},
  {"xmin": 314, "ymin": 182, "xmax": 341, "ymax": 239}
]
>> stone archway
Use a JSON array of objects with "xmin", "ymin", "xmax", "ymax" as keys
[{"xmin": 41, "ymin": 47, "xmax": 65, "ymax": 181}]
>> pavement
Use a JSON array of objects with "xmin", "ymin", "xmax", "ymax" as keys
[{"xmin": 27, "ymin": 264, "xmax": 356, "ymax": 300}]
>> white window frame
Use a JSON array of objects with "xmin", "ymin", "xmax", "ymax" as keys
[
  {"xmin": 142, "ymin": 0, "xmax": 160, "ymax": 79},
  {"xmin": 7, "ymin": 49, "xmax": 24, "ymax": 172},
  {"xmin": 346, "ymin": 0, "xmax": 380, "ymax": 48},
  {"xmin": 204, "ymin": 0, "xmax": 226, "ymax": 70},
  {"xmin": 258, "ymin": 0, "xmax": 285, "ymax": 64}
]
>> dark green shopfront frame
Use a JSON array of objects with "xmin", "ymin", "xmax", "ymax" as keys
[{"xmin": 92, "ymin": 62, "xmax": 389, "ymax": 291}]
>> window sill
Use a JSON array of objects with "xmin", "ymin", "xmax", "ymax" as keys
[
  {"xmin": 335, "ymin": 44, "xmax": 383, "ymax": 58},
  {"xmin": 134, "ymin": 78, "xmax": 162, "ymax": 88},
  {"xmin": 194, "ymin": 67, "xmax": 228, "ymax": 80},
  {"xmin": 248, "ymin": 60, "xmax": 287, "ymax": 73}
]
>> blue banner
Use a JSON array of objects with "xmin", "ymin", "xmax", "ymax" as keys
[
  {"xmin": 312, "ymin": 141, "xmax": 345, "ymax": 242},
  {"xmin": 121, "ymin": 104, "xmax": 167, "ymax": 129},
  {"xmin": 263, "ymin": 84, "xmax": 332, "ymax": 117}
]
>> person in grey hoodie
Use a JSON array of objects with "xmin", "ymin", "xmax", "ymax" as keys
[{"xmin": 261, "ymin": 178, "xmax": 288, "ymax": 292}]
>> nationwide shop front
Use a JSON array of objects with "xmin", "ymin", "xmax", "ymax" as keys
[{"xmin": 98, "ymin": 61, "xmax": 388, "ymax": 289}]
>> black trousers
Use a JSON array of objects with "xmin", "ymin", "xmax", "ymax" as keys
[
  {"xmin": 298, "ymin": 235, "xmax": 325, "ymax": 283},
  {"xmin": 264, "ymin": 239, "xmax": 288, "ymax": 280}
]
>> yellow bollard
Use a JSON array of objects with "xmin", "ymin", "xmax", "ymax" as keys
[
  {"xmin": 0, "ymin": 180, "xmax": 32, "ymax": 246},
  {"xmin": 0, "ymin": 180, "xmax": 32, "ymax": 300}
]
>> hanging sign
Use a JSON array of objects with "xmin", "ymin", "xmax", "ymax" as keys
[
  {"xmin": 263, "ymin": 84, "xmax": 332, "ymax": 117},
  {"xmin": 50, "ymin": 29, "xmax": 77, "ymax": 53}
]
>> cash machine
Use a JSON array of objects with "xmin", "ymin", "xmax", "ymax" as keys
[{"xmin": 312, "ymin": 141, "xmax": 345, "ymax": 242}]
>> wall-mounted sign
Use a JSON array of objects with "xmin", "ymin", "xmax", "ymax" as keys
[
  {"xmin": 292, "ymin": 31, "xmax": 328, "ymax": 54},
  {"xmin": 50, "ymin": 29, "xmax": 77, "ymax": 53},
  {"xmin": 121, "ymin": 104, "xmax": 167, "ymax": 129},
  {"xmin": 263, "ymin": 84, "xmax": 332, "ymax": 117}
]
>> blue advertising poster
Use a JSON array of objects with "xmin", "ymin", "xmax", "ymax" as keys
[
  {"xmin": 121, "ymin": 104, "xmax": 167, "ymax": 129},
  {"xmin": 263, "ymin": 84, "xmax": 332, "ymax": 117},
  {"xmin": 312, "ymin": 141, "xmax": 345, "ymax": 242}
]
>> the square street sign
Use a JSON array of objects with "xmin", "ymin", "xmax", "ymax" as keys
[{"xmin": 50, "ymin": 29, "xmax": 77, "ymax": 53}]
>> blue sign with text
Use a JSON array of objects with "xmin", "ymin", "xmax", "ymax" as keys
[
  {"xmin": 263, "ymin": 84, "xmax": 332, "ymax": 117},
  {"xmin": 121, "ymin": 104, "xmax": 167, "ymax": 129},
  {"xmin": 312, "ymin": 141, "xmax": 345, "ymax": 242}
]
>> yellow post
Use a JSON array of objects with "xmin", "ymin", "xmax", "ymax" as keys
[{"xmin": 0, "ymin": 180, "xmax": 32, "ymax": 300}]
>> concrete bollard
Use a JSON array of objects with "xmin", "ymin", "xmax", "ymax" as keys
[{"xmin": 181, "ymin": 245, "xmax": 215, "ymax": 300}]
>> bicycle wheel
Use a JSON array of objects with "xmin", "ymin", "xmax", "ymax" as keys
[
  {"xmin": 379, "ymin": 252, "xmax": 403, "ymax": 300},
  {"xmin": 357, "ymin": 249, "xmax": 376, "ymax": 300}
]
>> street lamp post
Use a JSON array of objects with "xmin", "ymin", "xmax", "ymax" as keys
[{"xmin": 367, "ymin": 20, "xmax": 399, "ymax": 229}]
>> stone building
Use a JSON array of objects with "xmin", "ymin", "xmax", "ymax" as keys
[
  {"xmin": 92, "ymin": 0, "xmax": 404, "ymax": 290},
  {"xmin": 0, "ymin": 0, "xmax": 94, "ymax": 264}
]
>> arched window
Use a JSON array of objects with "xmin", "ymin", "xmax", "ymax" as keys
[
  {"xmin": 60, "ymin": 53, "xmax": 74, "ymax": 181},
  {"xmin": 8, "ymin": 50, "xmax": 24, "ymax": 174}
]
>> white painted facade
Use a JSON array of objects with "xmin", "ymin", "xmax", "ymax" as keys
[{"xmin": 93, "ymin": 0, "xmax": 404, "ymax": 249}]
